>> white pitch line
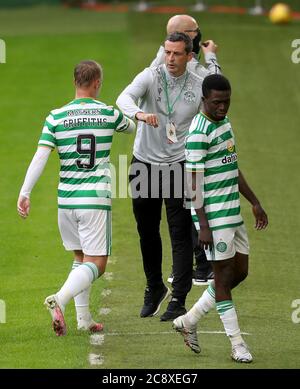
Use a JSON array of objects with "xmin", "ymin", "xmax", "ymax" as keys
[
  {"xmin": 99, "ymin": 307, "xmax": 111, "ymax": 315},
  {"xmin": 90, "ymin": 334, "xmax": 105, "ymax": 346},
  {"xmin": 103, "ymin": 272, "xmax": 113, "ymax": 281},
  {"xmin": 88, "ymin": 353, "xmax": 104, "ymax": 366},
  {"xmin": 101, "ymin": 288, "xmax": 112, "ymax": 297},
  {"xmin": 107, "ymin": 258, "xmax": 117, "ymax": 265},
  {"xmin": 90, "ymin": 278, "xmax": 113, "ymax": 368},
  {"xmin": 105, "ymin": 330, "xmax": 251, "ymax": 336}
]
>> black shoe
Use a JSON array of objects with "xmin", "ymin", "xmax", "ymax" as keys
[
  {"xmin": 193, "ymin": 269, "xmax": 214, "ymax": 285},
  {"xmin": 160, "ymin": 298, "xmax": 186, "ymax": 321},
  {"xmin": 140, "ymin": 285, "xmax": 171, "ymax": 318}
]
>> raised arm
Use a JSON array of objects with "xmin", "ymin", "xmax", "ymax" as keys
[
  {"xmin": 115, "ymin": 110, "xmax": 136, "ymax": 134},
  {"xmin": 116, "ymin": 67, "xmax": 159, "ymax": 127},
  {"xmin": 238, "ymin": 169, "xmax": 268, "ymax": 230},
  {"xmin": 201, "ymin": 40, "xmax": 222, "ymax": 75},
  {"xmin": 116, "ymin": 68, "xmax": 151, "ymax": 119}
]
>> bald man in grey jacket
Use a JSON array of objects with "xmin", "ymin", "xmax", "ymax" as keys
[{"xmin": 151, "ymin": 14, "xmax": 221, "ymax": 78}]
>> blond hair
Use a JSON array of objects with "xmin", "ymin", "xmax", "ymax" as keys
[{"xmin": 74, "ymin": 60, "xmax": 102, "ymax": 88}]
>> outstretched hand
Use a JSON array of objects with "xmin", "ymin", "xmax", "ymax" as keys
[
  {"xmin": 252, "ymin": 203, "xmax": 268, "ymax": 230},
  {"xmin": 135, "ymin": 112, "xmax": 159, "ymax": 128},
  {"xmin": 17, "ymin": 195, "xmax": 30, "ymax": 219}
]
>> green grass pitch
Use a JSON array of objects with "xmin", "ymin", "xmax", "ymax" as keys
[{"xmin": 0, "ymin": 4, "xmax": 300, "ymax": 369}]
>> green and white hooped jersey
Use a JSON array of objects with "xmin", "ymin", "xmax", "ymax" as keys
[
  {"xmin": 38, "ymin": 98, "xmax": 130, "ymax": 210},
  {"xmin": 185, "ymin": 112, "xmax": 243, "ymax": 231}
]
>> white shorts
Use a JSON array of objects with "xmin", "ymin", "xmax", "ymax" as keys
[
  {"xmin": 58, "ymin": 209, "xmax": 111, "ymax": 256},
  {"xmin": 205, "ymin": 224, "xmax": 249, "ymax": 261}
]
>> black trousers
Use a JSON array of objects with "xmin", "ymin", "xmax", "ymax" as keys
[{"xmin": 129, "ymin": 156, "xmax": 193, "ymax": 304}]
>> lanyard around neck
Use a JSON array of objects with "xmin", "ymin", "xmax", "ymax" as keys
[{"xmin": 162, "ymin": 70, "xmax": 188, "ymax": 118}]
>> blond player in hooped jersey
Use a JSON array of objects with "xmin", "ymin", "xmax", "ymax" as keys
[
  {"xmin": 173, "ymin": 74, "xmax": 268, "ymax": 363},
  {"xmin": 17, "ymin": 60, "xmax": 135, "ymax": 336}
]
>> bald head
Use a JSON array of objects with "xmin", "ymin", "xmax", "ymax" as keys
[
  {"xmin": 167, "ymin": 14, "xmax": 201, "ymax": 55},
  {"xmin": 166, "ymin": 15, "xmax": 198, "ymax": 36}
]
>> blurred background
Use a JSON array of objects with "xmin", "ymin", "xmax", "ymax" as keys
[
  {"xmin": 0, "ymin": 0, "xmax": 299, "ymax": 10},
  {"xmin": 0, "ymin": 0, "xmax": 299, "ymax": 11}
]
